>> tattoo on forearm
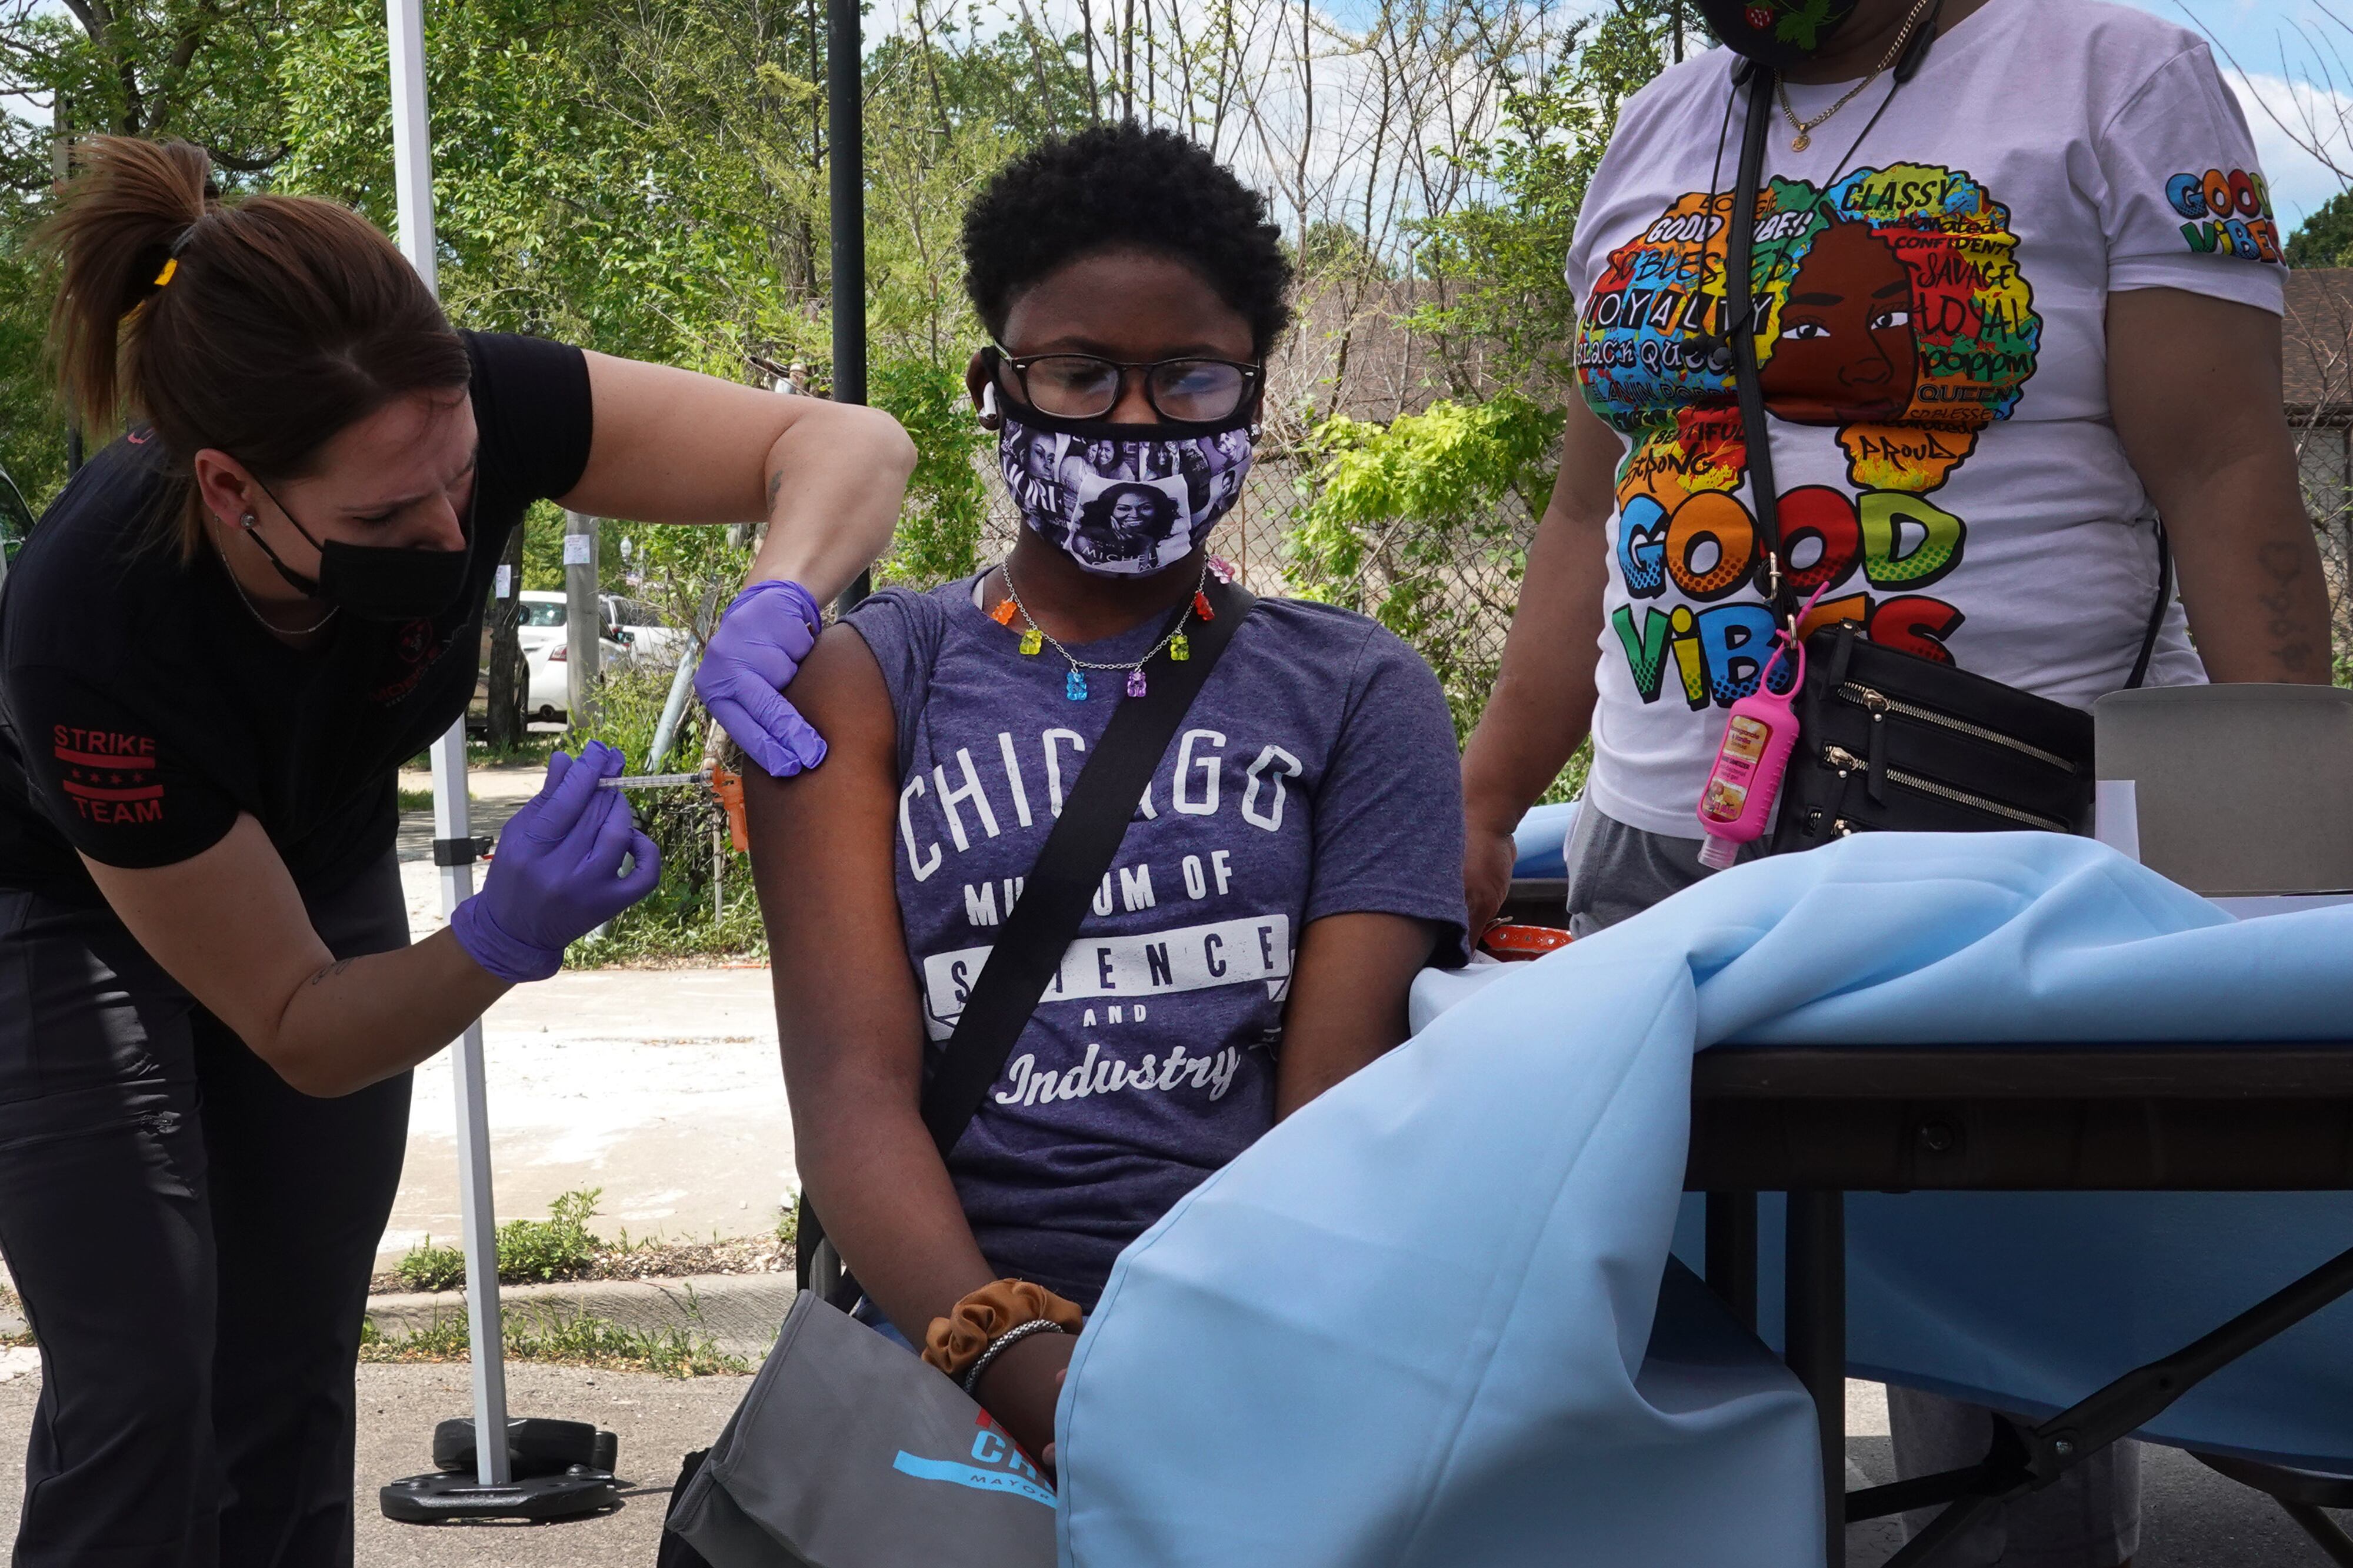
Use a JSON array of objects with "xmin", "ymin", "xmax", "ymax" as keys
[
  {"xmin": 2257, "ymin": 541, "xmax": 2317, "ymax": 673},
  {"xmin": 306, "ymin": 958, "xmax": 356, "ymax": 988}
]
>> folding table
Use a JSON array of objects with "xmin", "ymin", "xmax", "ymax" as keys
[{"xmin": 1687, "ymin": 1042, "xmax": 2353, "ymax": 1568}]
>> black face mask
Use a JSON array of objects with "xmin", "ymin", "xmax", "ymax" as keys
[
  {"xmin": 239, "ymin": 475, "xmax": 477, "ymax": 623},
  {"xmin": 1696, "ymin": 0, "xmax": 1862, "ymax": 68}
]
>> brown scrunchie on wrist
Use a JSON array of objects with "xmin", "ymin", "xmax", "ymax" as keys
[{"xmin": 922, "ymin": 1279, "xmax": 1084, "ymax": 1381}]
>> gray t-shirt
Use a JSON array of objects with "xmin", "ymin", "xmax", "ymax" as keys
[{"xmin": 848, "ymin": 572, "xmax": 1468, "ymax": 1306}]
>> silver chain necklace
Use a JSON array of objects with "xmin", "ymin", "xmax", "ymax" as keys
[
  {"xmin": 999, "ymin": 556, "xmax": 1212, "ymax": 701},
  {"xmin": 1775, "ymin": 0, "xmax": 1936, "ymax": 151},
  {"xmin": 214, "ymin": 536, "xmax": 339, "ymax": 638}
]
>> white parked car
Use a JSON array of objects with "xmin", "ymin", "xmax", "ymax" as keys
[
  {"xmin": 518, "ymin": 590, "xmax": 686, "ymax": 663},
  {"xmin": 512, "ymin": 590, "xmax": 686, "ymax": 719},
  {"xmin": 525, "ymin": 636, "xmax": 626, "ymax": 721}
]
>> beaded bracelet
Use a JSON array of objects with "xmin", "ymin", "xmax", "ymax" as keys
[{"xmin": 959, "ymin": 1318, "xmax": 1068, "ymax": 1396}]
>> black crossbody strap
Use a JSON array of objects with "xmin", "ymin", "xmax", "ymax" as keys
[
  {"xmin": 1723, "ymin": 64, "xmax": 1796, "ymax": 626},
  {"xmin": 918, "ymin": 575, "xmax": 1258, "ymax": 1156},
  {"xmin": 2125, "ymin": 521, "xmax": 2171, "ymax": 690}
]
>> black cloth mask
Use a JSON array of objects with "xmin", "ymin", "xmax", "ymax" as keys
[
  {"xmin": 1696, "ymin": 0, "xmax": 1862, "ymax": 66},
  {"xmin": 239, "ymin": 475, "xmax": 476, "ymax": 623}
]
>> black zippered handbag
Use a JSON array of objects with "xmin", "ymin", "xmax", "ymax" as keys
[{"xmin": 1708, "ymin": 64, "xmax": 2167, "ymax": 852}]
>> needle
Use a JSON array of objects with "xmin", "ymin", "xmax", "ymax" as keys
[{"xmin": 595, "ymin": 772, "xmax": 707, "ymax": 790}]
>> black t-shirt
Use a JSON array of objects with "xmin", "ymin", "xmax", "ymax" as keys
[{"xmin": 0, "ymin": 332, "xmax": 594, "ymax": 906}]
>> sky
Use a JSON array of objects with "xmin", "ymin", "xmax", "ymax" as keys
[{"xmin": 2120, "ymin": 0, "xmax": 2353, "ymax": 225}]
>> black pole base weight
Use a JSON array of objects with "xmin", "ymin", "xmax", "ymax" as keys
[{"xmin": 380, "ymin": 1467, "xmax": 620, "ymax": 1523}]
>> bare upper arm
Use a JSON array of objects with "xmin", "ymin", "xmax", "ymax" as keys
[
  {"xmin": 81, "ymin": 815, "xmax": 336, "ymax": 1055},
  {"xmin": 1274, "ymin": 910, "xmax": 1440, "ymax": 1119},
  {"xmin": 741, "ymin": 623, "xmax": 927, "ymax": 1105},
  {"xmin": 2107, "ymin": 288, "xmax": 2291, "ymax": 503},
  {"xmin": 559, "ymin": 351, "xmax": 904, "ymax": 526},
  {"xmin": 1549, "ymin": 397, "xmax": 1627, "ymax": 531}
]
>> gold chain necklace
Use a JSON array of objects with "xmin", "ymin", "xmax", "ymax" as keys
[{"xmin": 1775, "ymin": 0, "xmax": 1937, "ymax": 152}]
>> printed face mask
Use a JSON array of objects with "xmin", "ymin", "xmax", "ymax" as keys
[
  {"xmin": 1695, "ymin": 0, "xmax": 1861, "ymax": 67},
  {"xmin": 242, "ymin": 473, "xmax": 478, "ymax": 622},
  {"xmin": 997, "ymin": 401, "xmax": 1255, "ymax": 578}
]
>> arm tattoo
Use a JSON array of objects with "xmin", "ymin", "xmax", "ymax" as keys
[
  {"xmin": 2257, "ymin": 541, "xmax": 2319, "ymax": 674},
  {"xmin": 306, "ymin": 958, "xmax": 357, "ymax": 988}
]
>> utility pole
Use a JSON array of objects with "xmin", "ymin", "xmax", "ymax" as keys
[
  {"xmin": 564, "ymin": 510, "xmax": 600, "ymax": 725},
  {"xmin": 484, "ymin": 525, "xmax": 526, "ymax": 749},
  {"xmin": 828, "ymin": 0, "xmax": 871, "ymax": 616}
]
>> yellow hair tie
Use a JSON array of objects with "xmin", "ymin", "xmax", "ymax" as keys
[{"xmin": 152, "ymin": 257, "xmax": 178, "ymax": 289}]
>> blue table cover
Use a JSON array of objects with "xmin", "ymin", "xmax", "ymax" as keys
[
  {"xmin": 1056, "ymin": 833, "xmax": 2353, "ymax": 1566},
  {"xmin": 1511, "ymin": 798, "xmax": 1578, "ymax": 880}
]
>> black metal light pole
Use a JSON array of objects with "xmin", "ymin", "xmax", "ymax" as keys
[{"xmin": 828, "ymin": 0, "xmax": 871, "ymax": 616}]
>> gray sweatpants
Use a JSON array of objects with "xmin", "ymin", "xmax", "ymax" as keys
[{"xmin": 1565, "ymin": 802, "xmax": 2139, "ymax": 1567}]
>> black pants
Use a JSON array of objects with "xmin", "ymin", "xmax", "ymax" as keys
[{"xmin": 0, "ymin": 854, "xmax": 412, "ymax": 1567}]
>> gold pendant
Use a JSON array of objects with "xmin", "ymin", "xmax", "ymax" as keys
[{"xmin": 1791, "ymin": 129, "xmax": 1811, "ymax": 152}]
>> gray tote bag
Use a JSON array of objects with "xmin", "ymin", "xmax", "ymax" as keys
[{"xmin": 666, "ymin": 1290, "xmax": 1059, "ymax": 1568}]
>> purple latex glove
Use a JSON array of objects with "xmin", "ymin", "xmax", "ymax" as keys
[
  {"xmin": 695, "ymin": 579, "xmax": 827, "ymax": 778},
  {"xmin": 451, "ymin": 742, "xmax": 662, "ymax": 983}
]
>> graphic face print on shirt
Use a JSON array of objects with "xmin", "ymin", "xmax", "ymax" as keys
[
  {"xmin": 1577, "ymin": 162, "xmax": 2042, "ymax": 713},
  {"xmin": 1757, "ymin": 213, "xmax": 1920, "ymax": 426},
  {"xmin": 899, "ymin": 719, "xmax": 1307, "ymax": 1055}
]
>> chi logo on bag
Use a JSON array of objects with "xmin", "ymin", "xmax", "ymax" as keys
[{"xmin": 890, "ymin": 1412, "xmax": 1058, "ymax": 1509}]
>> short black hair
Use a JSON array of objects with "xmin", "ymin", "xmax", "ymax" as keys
[{"xmin": 962, "ymin": 121, "xmax": 1293, "ymax": 356}]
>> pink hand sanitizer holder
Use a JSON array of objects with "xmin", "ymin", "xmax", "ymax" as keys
[{"xmin": 1695, "ymin": 630, "xmax": 1806, "ymax": 872}]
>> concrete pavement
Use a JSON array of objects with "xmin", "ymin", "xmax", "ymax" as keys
[
  {"xmin": 387, "ymin": 770, "xmax": 792, "ymax": 1262},
  {"xmin": 0, "ymin": 1362, "xmax": 748, "ymax": 1565},
  {"xmin": 0, "ymin": 1360, "xmax": 2332, "ymax": 1563},
  {"xmin": 1844, "ymin": 1433, "xmax": 2352, "ymax": 1566},
  {"xmin": 385, "ymin": 965, "xmax": 792, "ymax": 1262}
]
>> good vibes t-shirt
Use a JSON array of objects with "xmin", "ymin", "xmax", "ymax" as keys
[{"xmin": 1565, "ymin": 0, "xmax": 2284, "ymax": 838}]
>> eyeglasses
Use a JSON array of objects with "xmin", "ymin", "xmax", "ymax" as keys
[{"xmin": 990, "ymin": 345, "xmax": 1261, "ymax": 424}]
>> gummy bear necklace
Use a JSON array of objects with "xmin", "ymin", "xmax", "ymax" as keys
[{"xmin": 997, "ymin": 556, "xmax": 1218, "ymax": 701}]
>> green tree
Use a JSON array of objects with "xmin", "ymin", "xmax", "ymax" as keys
[
  {"xmin": 1286, "ymin": 0, "xmax": 1698, "ymax": 755},
  {"xmin": 0, "ymin": 213, "xmax": 64, "ymax": 526},
  {"xmin": 871, "ymin": 358, "xmax": 990, "ymax": 586},
  {"xmin": 2288, "ymin": 188, "xmax": 2353, "ymax": 270},
  {"xmin": 1, "ymin": 0, "xmax": 291, "ymax": 193},
  {"xmin": 273, "ymin": 0, "xmax": 826, "ymax": 373},
  {"xmin": 1408, "ymin": 0, "xmax": 1701, "ymax": 399},
  {"xmin": 4, "ymin": 0, "xmax": 298, "ymax": 505},
  {"xmin": 1289, "ymin": 393, "xmax": 1564, "ymax": 736}
]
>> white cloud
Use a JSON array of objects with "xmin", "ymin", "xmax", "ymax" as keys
[{"xmin": 2222, "ymin": 69, "xmax": 2353, "ymax": 228}]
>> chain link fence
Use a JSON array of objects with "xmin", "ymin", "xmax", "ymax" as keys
[{"xmin": 2294, "ymin": 420, "xmax": 2353, "ymax": 679}]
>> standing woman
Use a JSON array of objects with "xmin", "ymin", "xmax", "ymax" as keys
[
  {"xmin": 1461, "ymin": 2, "xmax": 2328, "ymax": 1564},
  {"xmin": 0, "ymin": 138, "xmax": 911, "ymax": 1565},
  {"xmin": 1465, "ymin": 0, "xmax": 2330, "ymax": 927}
]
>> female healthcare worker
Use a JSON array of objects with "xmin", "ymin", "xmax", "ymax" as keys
[
  {"xmin": 0, "ymin": 137, "xmax": 912, "ymax": 1565},
  {"xmin": 1461, "ymin": 2, "xmax": 2331, "ymax": 1563}
]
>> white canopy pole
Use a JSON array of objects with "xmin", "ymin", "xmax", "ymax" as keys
[{"xmin": 388, "ymin": 0, "xmax": 512, "ymax": 1486}]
